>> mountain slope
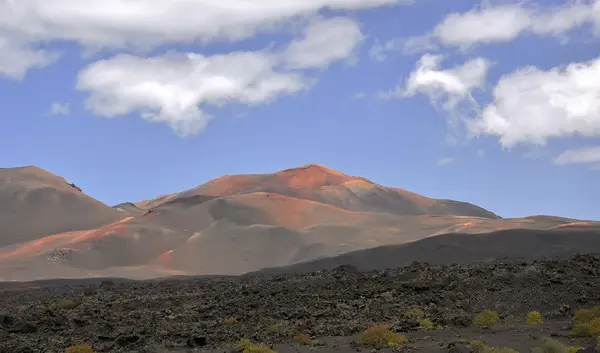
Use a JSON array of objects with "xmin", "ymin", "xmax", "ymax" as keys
[
  {"xmin": 0, "ymin": 164, "xmax": 597, "ymax": 281},
  {"xmin": 0, "ymin": 166, "xmax": 124, "ymax": 247},
  {"xmin": 166, "ymin": 164, "xmax": 499, "ymax": 218},
  {"xmin": 249, "ymin": 227, "xmax": 600, "ymax": 275}
]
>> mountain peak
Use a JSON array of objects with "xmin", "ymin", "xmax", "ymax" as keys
[
  {"xmin": 279, "ymin": 164, "xmax": 347, "ymax": 176},
  {"xmin": 277, "ymin": 164, "xmax": 373, "ymax": 184}
]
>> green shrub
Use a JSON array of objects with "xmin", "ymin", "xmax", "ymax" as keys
[
  {"xmin": 418, "ymin": 318, "xmax": 434, "ymax": 329},
  {"xmin": 527, "ymin": 311, "xmax": 544, "ymax": 325},
  {"xmin": 405, "ymin": 307, "xmax": 425, "ymax": 320},
  {"xmin": 595, "ymin": 336, "xmax": 600, "ymax": 352},
  {"xmin": 573, "ymin": 306, "xmax": 600, "ymax": 323},
  {"xmin": 221, "ymin": 317, "xmax": 237, "ymax": 325},
  {"xmin": 293, "ymin": 333, "xmax": 320, "ymax": 346},
  {"xmin": 486, "ymin": 348, "xmax": 519, "ymax": 353},
  {"xmin": 531, "ymin": 337, "xmax": 568, "ymax": 353},
  {"xmin": 468, "ymin": 340, "xmax": 518, "ymax": 353},
  {"xmin": 65, "ymin": 344, "xmax": 95, "ymax": 353},
  {"xmin": 567, "ymin": 346, "xmax": 583, "ymax": 353},
  {"xmin": 468, "ymin": 340, "xmax": 488, "ymax": 353},
  {"xmin": 267, "ymin": 323, "xmax": 284, "ymax": 333},
  {"xmin": 572, "ymin": 317, "xmax": 600, "ymax": 337},
  {"xmin": 356, "ymin": 325, "xmax": 407, "ymax": 347},
  {"xmin": 235, "ymin": 339, "xmax": 275, "ymax": 353},
  {"xmin": 56, "ymin": 298, "xmax": 81, "ymax": 310},
  {"xmin": 472, "ymin": 309, "xmax": 500, "ymax": 327},
  {"xmin": 483, "ymin": 347, "xmax": 519, "ymax": 353}
]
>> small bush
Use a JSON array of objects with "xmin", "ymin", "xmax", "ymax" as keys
[
  {"xmin": 236, "ymin": 339, "xmax": 254, "ymax": 351},
  {"xmin": 418, "ymin": 318, "xmax": 435, "ymax": 329},
  {"xmin": 572, "ymin": 317, "xmax": 600, "ymax": 337},
  {"xmin": 356, "ymin": 325, "xmax": 407, "ymax": 347},
  {"xmin": 468, "ymin": 340, "xmax": 488, "ymax": 353},
  {"xmin": 531, "ymin": 337, "xmax": 568, "ymax": 353},
  {"xmin": 596, "ymin": 337, "xmax": 600, "ymax": 352},
  {"xmin": 267, "ymin": 323, "xmax": 284, "ymax": 333},
  {"xmin": 65, "ymin": 344, "xmax": 95, "ymax": 353},
  {"xmin": 467, "ymin": 341, "xmax": 518, "ymax": 353},
  {"xmin": 57, "ymin": 298, "xmax": 81, "ymax": 310},
  {"xmin": 405, "ymin": 307, "xmax": 425, "ymax": 320},
  {"xmin": 244, "ymin": 345, "xmax": 276, "ymax": 353},
  {"xmin": 527, "ymin": 311, "xmax": 544, "ymax": 325},
  {"xmin": 221, "ymin": 317, "xmax": 237, "ymax": 325},
  {"xmin": 573, "ymin": 306, "xmax": 600, "ymax": 323},
  {"xmin": 235, "ymin": 339, "xmax": 275, "ymax": 353},
  {"xmin": 472, "ymin": 309, "xmax": 500, "ymax": 327},
  {"xmin": 486, "ymin": 348, "xmax": 519, "ymax": 353},
  {"xmin": 567, "ymin": 346, "xmax": 583, "ymax": 353},
  {"xmin": 293, "ymin": 333, "xmax": 320, "ymax": 346}
]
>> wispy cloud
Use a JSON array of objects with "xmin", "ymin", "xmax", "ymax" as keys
[
  {"xmin": 437, "ymin": 157, "xmax": 455, "ymax": 166},
  {"xmin": 403, "ymin": 1, "xmax": 599, "ymax": 53},
  {"xmin": 553, "ymin": 146, "xmax": 600, "ymax": 166},
  {"xmin": 50, "ymin": 102, "xmax": 70, "ymax": 116}
]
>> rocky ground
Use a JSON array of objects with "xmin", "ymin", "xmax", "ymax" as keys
[{"xmin": 1, "ymin": 255, "xmax": 600, "ymax": 353}]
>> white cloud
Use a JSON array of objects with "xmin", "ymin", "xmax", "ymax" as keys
[
  {"xmin": 0, "ymin": 37, "xmax": 58, "ymax": 79},
  {"xmin": 437, "ymin": 157, "xmax": 455, "ymax": 166},
  {"xmin": 470, "ymin": 56, "xmax": 600, "ymax": 147},
  {"xmin": 282, "ymin": 16, "xmax": 364, "ymax": 69},
  {"xmin": 353, "ymin": 91, "xmax": 366, "ymax": 99},
  {"xmin": 369, "ymin": 38, "xmax": 403, "ymax": 61},
  {"xmin": 383, "ymin": 54, "xmax": 490, "ymax": 120},
  {"xmin": 0, "ymin": 0, "xmax": 408, "ymax": 55},
  {"xmin": 50, "ymin": 102, "xmax": 70, "ymax": 116},
  {"xmin": 404, "ymin": 1, "xmax": 600, "ymax": 52},
  {"xmin": 77, "ymin": 51, "xmax": 307, "ymax": 136},
  {"xmin": 553, "ymin": 146, "xmax": 600, "ymax": 165},
  {"xmin": 76, "ymin": 17, "xmax": 363, "ymax": 136}
]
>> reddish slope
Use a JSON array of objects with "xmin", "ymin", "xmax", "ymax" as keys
[
  {"xmin": 165, "ymin": 164, "xmax": 498, "ymax": 218},
  {"xmin": 1, "ymin": 163, "xmax": 597, "ymax": 281},
  {"xmin": 0, "ymin": 166, "xmax": 124, "ymax": 247}
]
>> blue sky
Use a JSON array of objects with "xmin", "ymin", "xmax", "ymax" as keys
[{"xmin": 1, "ymin": 0, "xmax": 600, "ymax": 220}]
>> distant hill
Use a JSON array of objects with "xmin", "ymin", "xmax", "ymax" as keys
[
  {"xmin": 248, "ymin": 227, "xmax": 600, "ymax": 276},
  {"xmin": 0, "ymin": 164, "xmax": 598, "ymax": 281},
  {"xmin": 0, "ymin": 166, "xmax": 123, "ymax": 247}
]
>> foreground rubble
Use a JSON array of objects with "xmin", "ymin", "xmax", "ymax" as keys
[{"xmin": 1, "ymin": 255, "xmax": 600, "ymax": 353}]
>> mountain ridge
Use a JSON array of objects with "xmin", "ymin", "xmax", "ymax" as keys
[{"xmin": 0, "ymin": 163, "xmax": 596, "ymax": 282}]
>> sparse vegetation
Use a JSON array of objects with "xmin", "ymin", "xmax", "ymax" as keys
[
  {"xmin": 468, "ymin": 340, "xmax": 488, "ymax": 353},
  {"xmin": 267, "ymin": 323, "xmax": 284, "ymax": 333},
  {"xmin": 293, "ymin": 333, "xmax": 320, "ymax": 346},
  {"xmin": 467, "ymin": 340, "xmax": 517, "ymax": 353},
  {"xmin": 596, "ymin": 336, "xmax": 600, "ymax": 351},
  {"xmin": 221, "ymin": 316, "xmax": 237, "ymax": 325},
  {"xmin": 573, "ymin": 306, "xmax": 600, "ymax": 323},
  {"xmin": 572, "ymin": 317, "xmax": 600, "ymax": 337},
  {"xmin": 567, "ymin": 346, "xmax": 583, "ymax": 353},
  {"xmin": 472, "ymin": 309, "xmax": 500, "ymax": 327},
  {"xmin": 65, "ymin": 344, "xmax": 95, "ymax": 353},
  {"xmin": 356, "ymin": 324, "xmax": 407, "ymax": 347},
  {"xmin": 56, "ymin": 298, "xmax": 81, "ymax": 310},
  {"xmin": 527, "ymin": 311, "xmax": 544, "ymax": 325},
  {"xmin": 486, "ymin": 348, "xmax": 519, "ymax": 353},
  {"xmin": 571, "ymin": 306, "xmax": 600, "ymax": 337},
  {"xmin": 405, "ymin": 307, "xmax": 425, "ymax": 320},
  {"xmin": 418, "ymin": 318, "xmax": 434, "ymax": 329},
  {"xmin": 531, "ymin": 337, "xmax": 569, "ymax": 353},
  {"xmin": 235, "ymin": 339, "xmax": 276, "ymax": 353}
]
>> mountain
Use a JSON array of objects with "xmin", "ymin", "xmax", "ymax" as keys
[
  {"xmin": 0, "ymin": 166, "xmax": 123, "ymax": 247},
  {"xmin": 0, "ymin": 164, "xmax": 598, "ymax": 281}
]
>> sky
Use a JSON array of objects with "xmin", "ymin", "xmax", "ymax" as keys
[{"xmin": 1, "ymin": 0, "xmax": 600, "ymax": 220}]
